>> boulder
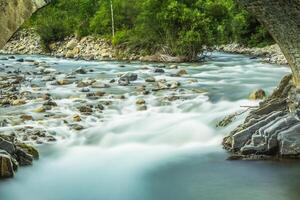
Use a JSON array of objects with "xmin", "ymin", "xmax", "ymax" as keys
[
  {"xmin": 0, "ymin": 138, "xmax": 15, "ymax": 154},
  {"xmin": 120, "ymin": 73, "xmax": 138, "ymax": 81},
  {"xmin": 153, "ymin": 68, "xmax": 165, "ymax": 73},
  {"xmin": 74, "ymin": 67, "xmax": 87, "ymax": 74},
  {"xmin": 16, "ymin": 143, "xmax": 39, "ymax": 160},
  {"xmin": 118, "ymin": 77, "xmax": 130, "ymax": 86},
  {"xmin": 136, "ymin": 99, "xmax": 146, "ymax": 105},
  {"xmin": 145, "ymin": 77, "xmax": 156, "ymax": 83},
  {"xmin": 0, "ymin": 152, "xmax": 14, "ymax": 178},
  {"xmin": 15, "ymin": 148, "xmax": 33, "ymax": 166},
  {"xmin": 249, "ymin": 89, "xmax": 266, "ymax": 100}
]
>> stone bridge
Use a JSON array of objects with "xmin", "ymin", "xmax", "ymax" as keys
[
  {"xmin": 0, "ymin": 0, "xmax": 51, "ymax": 48},
  {"xmin": 236, "ymin": 0, "xmax": 300, "ymax": 86}
]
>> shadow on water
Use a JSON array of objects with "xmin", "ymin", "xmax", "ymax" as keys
[{"xmin": 141, "ymin": 151, "xmax": 300, "ymax": 200}]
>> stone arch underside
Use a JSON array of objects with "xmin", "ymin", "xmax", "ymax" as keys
[
  {"xmin": 236, "ymin": 0, "xmax": 300, "ymax": 86},
  {"xmin": 0, "ymin": 0, "xmax": 51, "ymax": 49}
]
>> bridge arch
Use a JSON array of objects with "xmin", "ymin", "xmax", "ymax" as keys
[
  {"xmin": 236, "ymin": 0, "xmax": 300, "ymax": 86},
  {"xmin": 0, "ymin": 0, "xmax": 51, "ymax": 48}
]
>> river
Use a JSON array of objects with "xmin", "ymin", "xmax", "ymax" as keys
[{"xmin": 0, "ymin": 52, "xmax": 299, "ymax": 200}]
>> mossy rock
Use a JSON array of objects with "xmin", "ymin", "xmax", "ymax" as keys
[{"xmin": 16, "ymin": 143, "xmax": 39, "ymax": 160}]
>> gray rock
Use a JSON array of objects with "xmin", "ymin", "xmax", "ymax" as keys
[
  {"xmin": 74, "ymin": 67, "xmax": 87, "ymax": 74},
  {"xmin": 120, "ymin": 73, "xmax": 138, "ymax": 81},
  {"xmin": 118, "ymin": 77, "xmax": 130, "ymax": 86},
  {"xmin": 15, "ymin": 148, "xmax": 33, "ymax": 166},
  {"xmin": 153, "ymin": 68, "xmax": 165, "ymax": 73},
  {"xmin": 0, "ymin": 138, "xmax": 15, "ymax": 154}
]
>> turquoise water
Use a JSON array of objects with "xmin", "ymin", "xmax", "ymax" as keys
[{"xmin": 0, "ymin": 53, "xmax": 298, "ymax": 200}]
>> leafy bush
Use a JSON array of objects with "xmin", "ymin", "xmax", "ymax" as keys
[{"xmin": 27, "ymin": 0, "xmax": 274, "ymax": 58}]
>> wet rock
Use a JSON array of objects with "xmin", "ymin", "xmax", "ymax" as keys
[
  {"xmin": 217, "ymin": 115, "xmax": 236, "ymax": 128},
  {"xmin": 136, "ymin": 99, "xmax": 146, "ymax": 105},
  {"xmin": 73, "ymin": 114, "xmax": 81, "ymax": 122},
  {"xmin": 95, "ymin": 104, "xmax": 105, "ymax": 111},
  {"xmin": 43, "ymin": 100, "xmax": 58, "ymax": 107},
  {"xmin": 80, "ymin": 88, "xmax": 90, "ymax": 93},
  {"xmin": 153, "ymin": 68, "xmax": 165, "ymax": 73},
  {"xmin": 78, "ymin": 105, "xmax": 93, "ymax": 114},
  {"xmin": 43, "ymin": 68, "xmax": 57, "ymax": 74},
  {"xmin": 145, "ymin": 77, "xmax": 156, "ymax": 82},
  {"xmin": 74, "ymin": 67, "xmax": 87, "ymax": 74},
  {"xmin": 174, "ymin": 69, "xmax": 188, "ymax": 76},
  {"xmin": 0, "ymin": 138, "xmax": 15, "ymax": 154},
  {"xmin": 0, "ymin": 151, "xmax": 15, "ymax": 178},
  {"xmin": 91, "ymin": 82, "xmax": 110, "ymax": 88},
  {"xmin": 169, "ymin": 81, "xmax": 180, "ymax": 89},
  {"xmin": 86, "ymin": 91, "xmax": 105, "ymax": 99},
  {"xmin": 11, "ymin": 99, "xmax": 26, "ymax": 106},
  {"xmin": 137, "ymin": 105, "xmax": 147, "ymax": 111},
  {"xmin": 118, "ymin": 77, "xmax": 130, "ymax": 86},
  {"xmin": 77, "ymin": 80, "xmax": 94, "ymax": 88},
  {"xmin": 34, "ymin": 106, "xmax": 46, "ymax": 113},
  {"xmin": 222, "ymin": 74, "xmax": 300, "ymax": 159},
  {"xmin": 20, "ymin": 115, "xmax": 33, "ymax": 121},
  {"xmin": 249, "ymin": 89, "xmax": 266, "ymax": 100},
  {"xmin": 16, "ymin": 143, "xmax": 39, "ymax": 160},
  {"xmin": 57, "ymin": 79, "xmax": 72, "ymax": 85},
  {"xmin": 15, "ymin": 148, "xmax": 33, "ymax": 166},
  {"xmin": 70, "ymin": 124, "xmax": 84, "ymax": 131},
  {"xmin": 0, "ymin": 57, "xmax": 8, "ymax": 61},
  {"xmin": 169, "ymin": 65, "xmax": 178, "ymax": 69},
  {"xmin": 120, "ymin": 73, "xmax": 138, "ymax": 81},
  {"xmin": 16, "ymin": 58, "xmax": 24, "ymax": 62},
  {"xmin": 42, "ymin": 75, "xmax": 56, "ymax": 81}
]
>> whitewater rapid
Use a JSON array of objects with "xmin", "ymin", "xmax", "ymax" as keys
[{"xmin": 0, "ymin": 52, "xmax": 297, "ymax": 200}]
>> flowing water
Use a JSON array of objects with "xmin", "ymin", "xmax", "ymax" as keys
[{"xmin": 0, "ymin": 53, "xmax": 299, "ymax": 200}]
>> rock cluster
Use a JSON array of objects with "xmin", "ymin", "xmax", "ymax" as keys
[
  {"xmin": 0, "ymin": 29, "xmax": 187, "ymax": 62},
  {"xmin": 0, "ymin": 136, "xmax": 39, "ymax": 178},
  {"xmin": 223, "ymin": 74, "xmax": 300, "ymax": 159},
  {"xmin": 218, "ymin": 43, "xmax": 288, "ymax": 65}
]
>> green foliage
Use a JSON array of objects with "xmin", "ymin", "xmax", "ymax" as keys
[{"xmin": 27, "ymin": 0, "xmax": 274, "ymax": 59}]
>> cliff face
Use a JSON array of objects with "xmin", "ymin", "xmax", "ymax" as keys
[
  {"xmin": 0, "ymin": 0, "xmax": 49, "ymax": 49},
  {"xmin": 236, "ymin": 0, "xmax": 300, "ymax": 86}
]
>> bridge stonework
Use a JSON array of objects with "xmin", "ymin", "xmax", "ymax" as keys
[
  {"xmin": 236, "ymin": 0, "xmax": 300, "ymax": 86},
  {"xmin": 0, "ymin": 0, "xmax": 50, "ymax": 49}
]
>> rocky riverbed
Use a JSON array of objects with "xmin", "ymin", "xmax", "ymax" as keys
[
  {"xmin": 1, "ymin": 53, "xmax": 297, "ymax": 200},
  {"xmin": 0, "ymin": 52, "xmax": 212, "ymax": 178}
]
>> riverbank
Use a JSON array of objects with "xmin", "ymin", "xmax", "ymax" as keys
[
  {"xmin": 0, "ymin": 29, "xmax": 187, "ymax": 63},
  {"xmin": 217, "ymin": 43, "xmax": 287, "ymax": 65},
  {"xmin": 0, "ymin": 29, "xmax": 287, "ymax": 65}
]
